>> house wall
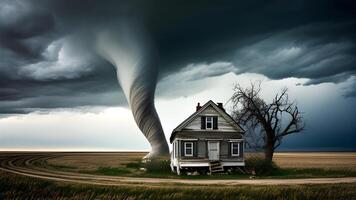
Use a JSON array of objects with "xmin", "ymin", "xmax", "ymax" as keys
[
  {"xmin": 184, "ymin": 106, "xmax": 237, "ymax": 132},
  {"xmin": 198, "ymin": 140, "xmax": 206, "ymax": 158},
  {"xmin": 220, "ymin": 140, "xmax": 229, "ymax": 158},
  {"xmin": 176, "ymin": 136, "xmax": 244, "ymax": 161},
  {"xmin": 219, "ymin": 140, "xmax": 244, "ymax": 161},
  {"xmin": 175, "ymin": 131, "xmax": 243, "ymax": 140}
]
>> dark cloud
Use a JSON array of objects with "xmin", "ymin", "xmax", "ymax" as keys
[
  {"xmin": 0, "ymin": 0, "xmax": 56, "ymax": 59},
  {"xmin": 0, "ymin": 0, "xmax": 356, "ymax": 114},
  {"xmin": 233, "ymin": 22, "xmax": 356, "ymax": 84}
]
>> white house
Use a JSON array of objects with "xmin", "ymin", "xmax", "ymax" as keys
[{"xmin": 170, "ymin": 100, "xmax": 245, "ymax": 175}]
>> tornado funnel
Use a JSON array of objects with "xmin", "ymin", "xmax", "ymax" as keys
[{"xmin": 96, "ymin": 25, "xmax": 169, "ymax": 157}]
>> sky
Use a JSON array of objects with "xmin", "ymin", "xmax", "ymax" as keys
[{"xmin": 0, "ymin": 0, "xmax": 355, "ymax": 151}]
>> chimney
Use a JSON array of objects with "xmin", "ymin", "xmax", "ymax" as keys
[
  {"xmin": 217, "ymin": 102, "xmax": 225, "ymax": 111},
  {"xmin": 196, "ymin": 102, "xmax": 201, "ymax": 111}
]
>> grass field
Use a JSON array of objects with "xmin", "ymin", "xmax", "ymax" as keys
[
  {"xmin": 45, "ymin": 152, "xmax": 356, "ymax": 179},
  {"xmin": 273, "ymin": 152, "xmax": 356, "ymax": 169},
  {"xmin": 47, "ymin": 152, "xmax": 356, "ymax": 170},
  {"xmin": 1, "ymin": 152, "xmax": 356, "ymax": 199},
  {"xmin": 48, "ymin": 152, "xmax": 147, "ymax": 171},
  {"xmin": 1, "ymin": 171, "xmax": 356, "ymax": 200}
]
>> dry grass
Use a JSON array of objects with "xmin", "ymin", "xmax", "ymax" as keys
[
  {"xmin": 48, "ymin": 152, "xmax": 356, "ymax": 172},
  {"xmin": 273, "ymin": 152, "xmax": 356, "ymax": 169},
  {"xmin": 47, "ymin": 152, "xmax": 146, "ymax": 171},
  {"xmin": 2, "ymin": 152, "xmax": 356, "ymax": 199},
  {"xmin": 44, "ymin": 152, "xmax": 356, "ymax": 180},
  {"xmin": 1, "ymin": 171, "xmax": 356, "ymax": 200}
]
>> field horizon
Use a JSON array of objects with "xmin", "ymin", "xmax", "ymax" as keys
[{"xmin": 1, "ymin": 151, "xmax": 356, "ymax": 199}]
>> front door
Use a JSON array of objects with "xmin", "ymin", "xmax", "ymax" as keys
[{"xmin": 208, "ymin": 141, "xmax": 220, "ymax": 160}]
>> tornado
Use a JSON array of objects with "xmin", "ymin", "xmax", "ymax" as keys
[{"xmin": 96, "ymin": 25, "xmax": 169, "ymax": 157}]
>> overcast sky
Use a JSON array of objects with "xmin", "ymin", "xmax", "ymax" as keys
[{"xmin": 0, "ymin": 0, "xmax": 355, "ymax": 151}]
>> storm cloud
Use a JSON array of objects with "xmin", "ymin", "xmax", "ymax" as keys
[{"xmin": 0, "ymin": 0, "xmax": 356, "ymax": 114}]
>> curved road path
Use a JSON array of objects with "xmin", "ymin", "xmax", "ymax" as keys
[{"xmin": 1, "ymin": 153, "xmax": 356, "ymax": 186}]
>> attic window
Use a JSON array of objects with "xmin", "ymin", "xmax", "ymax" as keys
[
  {"xmin": 201, "ymin": 116, "xmax": 218, "ymax": 130},
  {"xmin": 206, "ymin": 116, "xmax": 213, "ymax": 129}
]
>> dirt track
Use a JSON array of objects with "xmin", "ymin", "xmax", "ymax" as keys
[{"xmin": 1, "ymin": 152, "xmax": 356, "ymax": 186}]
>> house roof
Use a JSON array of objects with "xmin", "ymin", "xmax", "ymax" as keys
[{"xmin": 169, "ymin": 100, "xmax": 245, "ymax": 143}]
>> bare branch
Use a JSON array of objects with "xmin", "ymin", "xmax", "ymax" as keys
[{"xmin": 231, "ymin": 82, "xmax": 305, "ymax": 161}]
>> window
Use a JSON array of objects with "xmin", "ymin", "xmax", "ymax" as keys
[
  {"xmin": 231, "ymin": 142, "xmax": 240, "ymax": 156},
  {"xmin": 184, "ymin": 142, "xmax": 193, "ymax": 156},
  {"xmin": 200, "ymin": 116, "xmax": 218, "ymax": 130},
  {"xmin": 202, "ymin": 116, "xmax": 218, "ymax": 130},
  {"xmin": 206, "ymin": 116, "xmax": 213, "ymax": 129}
]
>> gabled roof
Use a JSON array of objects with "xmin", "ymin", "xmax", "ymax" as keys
[{"xmin": 169, "ymin": 100, "xmax": 245, "ymax": 143}]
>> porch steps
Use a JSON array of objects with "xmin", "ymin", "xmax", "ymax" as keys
[{"xmin": 209, "ymin": 161, "xmax": 224, "ymax": 173}]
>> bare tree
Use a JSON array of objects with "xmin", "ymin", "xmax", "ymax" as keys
[{"xmin": 231, "ymin": 82, "xmax": 305, "ymax": 162}]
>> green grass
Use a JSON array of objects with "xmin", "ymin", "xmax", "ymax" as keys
[
  {"xmin": 87, "ymin": 159, "xmax": 356, "ymax": 179},
  {"xmin": 45, "ymin": 158, "xmax": 356, "ymax": 179},
  {"xmin": 126, "ymin": 161, "xmax": 142, "ymax": 168},
  {"xmin": 48, "ymin": 164, "xmax": 78, "ymax": 170},
  {"xmin": 1, "ymin": 171, "xmax": 356, "ymax": 200},
  {"xmin": 95, "ymin": 167, "xmax": 132, "ymax": 176},
  {"xmin": 89, "ymin": 166, "xmax": 356, "ymax": 179}
]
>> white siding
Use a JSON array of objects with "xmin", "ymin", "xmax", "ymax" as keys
[
  {"xmin": 184, "ymin": 105, "xmax": 236, "ymax": 132},
  {"xmin": 184, "ymin": 116, "xmax": 201, "ymax": 130}
]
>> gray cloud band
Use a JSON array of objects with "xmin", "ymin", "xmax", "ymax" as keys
[{"xmin": 0, "ymin": 0, "xmax": 356, "ymax": 116}]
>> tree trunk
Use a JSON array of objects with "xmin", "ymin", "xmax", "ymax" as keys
[{"xmin": 265, "ymin": 137, "xmax": 274, "ymax": 163}]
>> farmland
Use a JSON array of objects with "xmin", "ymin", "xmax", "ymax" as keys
[
  {"xmin": 1, "ymin": 152, "xmax": 356, "ymax": 199},
  {"xmin": 46, "ymin": 152, "xmax": 356, "ymax": 171},
  {"xmin": 273, "ymin": 152, "xmax": 356, "ymax": 169},
  {"xmin": 44, "ymin": 152, "xmax": 356, "ymax": 179}
]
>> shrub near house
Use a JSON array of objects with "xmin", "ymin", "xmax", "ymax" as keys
[{"xmin": 170, "ymin": 101, "xmax": 245, "ymax": 175}]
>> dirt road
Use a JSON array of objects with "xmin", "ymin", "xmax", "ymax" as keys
[{"xmin": 1, "ymin": 152, "xmax": 356, "ymax": 186}]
